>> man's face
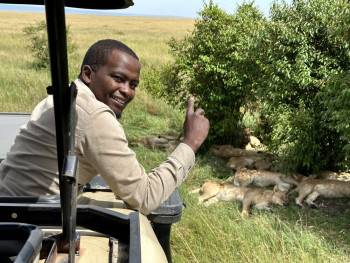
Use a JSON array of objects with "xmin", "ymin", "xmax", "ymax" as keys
[{"xmin": 82, "ymin": 49, "xmax": 141, "ymax": 118}]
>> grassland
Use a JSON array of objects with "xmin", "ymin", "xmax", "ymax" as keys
[{"xmin": 1, "ymin": 11, "xmax": 349, "ymax": 263}]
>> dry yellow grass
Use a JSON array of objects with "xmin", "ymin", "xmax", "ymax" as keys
[{"xmin": 0, "ymin": 11, "xmax": 194, "ymax": 111}]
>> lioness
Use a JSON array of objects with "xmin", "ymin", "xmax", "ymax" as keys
[
  {"xmin": 190, "ymin": 181, "xmax": 287, "ymax": 217},
  {"xmin": 210, "ymin": 145, "xmax": 259, "ymax": 159},
  {"xmin": 290, "ymin": 179, "xmax": 350, "ymax": 207},
  {"xmin": 190, "ymin": 181, "xmax": 248, "ymax": 206},
  {"xmin": 233, "ymin": 168, "xmax": 300, "ymax": 192}
]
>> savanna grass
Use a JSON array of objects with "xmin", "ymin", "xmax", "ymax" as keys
[
  {"xmin": 171, "ymin": 155, "xmax": 350, "ymax": 262},
  {"xmin": 1, "ymin": 10, "xmax": 349, "ymax": 263}
]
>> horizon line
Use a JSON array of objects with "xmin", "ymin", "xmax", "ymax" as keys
[{"xmin": 0, "ymin": 4, "xmax": 197, "ymax": 19}]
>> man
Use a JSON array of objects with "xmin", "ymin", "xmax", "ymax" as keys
[{"xmin": 0, "ymin": 39, "xmax": 209, "ymax": 215}]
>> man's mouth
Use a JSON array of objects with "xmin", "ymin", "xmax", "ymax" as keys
[{"xmin": 111, "ymin": 95, "xmax": 127, "ymax": 108}]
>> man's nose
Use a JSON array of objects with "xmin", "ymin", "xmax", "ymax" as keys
[{"xmin": 118, "ymin": 82, "xmax": 134, "ymax": 97}]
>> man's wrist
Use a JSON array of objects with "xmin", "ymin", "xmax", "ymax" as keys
[{"xmin": 182, "ymin": 139, "xmax": 199, "ymax": 153}]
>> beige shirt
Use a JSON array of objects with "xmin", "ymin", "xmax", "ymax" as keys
[{"xmin": 0, "ymin": 79, "xmax": 195, "ymax": 214}]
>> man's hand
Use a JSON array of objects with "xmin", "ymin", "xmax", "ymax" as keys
[{"xmin": 182, "ymin": 97, "xmax": 210, "ymax": 153}]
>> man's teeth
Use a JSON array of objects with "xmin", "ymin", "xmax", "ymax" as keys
[{"xmin": 112, "ymin": 96, "xmax": 123, "ymax": 104}]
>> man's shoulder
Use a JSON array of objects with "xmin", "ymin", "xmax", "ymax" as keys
[
  {"xmin": 76, "ymin": 90, "xmax": 110, "ymax": 115},
  {"xmin": 73, "ymin": 79, "xmax": 121, "ymax": 136},
  {"xmin": 74, "ymin": 79, "xmax": 114, "ymax": 117}
]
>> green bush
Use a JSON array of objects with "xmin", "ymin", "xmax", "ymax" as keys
[
  {"xmin": 23, "ymin": 20, "xmax": 77, "ymax": 69},
  {"xmin": 266, "ymin": 104, "xmax": 335, "ymax": 173},
  {"xmin": 254, "ymin": 0, "xmax": 350, "ymax": 172},
  {"xmin": 318, "ymin": 72, "xmax": 350, "ymax": 171},
  {"xmin": 160, "ymin": 2, "xmax": 265, "ymax": 146},
  {"xmin": 157, "ymin": 0, "xmax": 350, "ymax": 172}
]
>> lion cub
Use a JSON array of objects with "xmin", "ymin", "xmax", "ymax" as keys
[
  {"xmin": 190, "ymin": 181, "xmax": 248, "ymax": 206},
  {"xmin": 240, "ymin": 188, "xmax": 287, "ymax": 217},
  {"xmin": 291, "ymin": 178, "xmax": 350, "ymax": 207},
  {"xmin": 234, "ymin": 168, "xmax": 300, "ymax": 192},
  {"xmin": 190, "ymin": 181, "xmax": 287, "ymax": 217}
]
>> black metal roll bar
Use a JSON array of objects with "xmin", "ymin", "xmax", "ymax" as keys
[{"xmin": 0, "ymin": 0, "xmax": 133, "ymax": 9}]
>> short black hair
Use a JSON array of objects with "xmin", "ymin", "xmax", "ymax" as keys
[{"xmin": 80, "ymin": 39, "xmax": 139, "ymax": 74}]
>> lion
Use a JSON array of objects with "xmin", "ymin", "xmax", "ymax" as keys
[
  {"xmin": 189, "ymin": 181, "xmax": 248, "ymax": 206},
  {"xmin": 233, "ymin": 168, "xmax": 300, "ymax": 192},
  {"xmin": 210, "ymin": 145, "xmax": 259, "ymax": 159},
  {"xmin": 190, "ymin": 181, "xmax": 287, "ymax": 217},
  {"xmin": 240, "ymin": 188, "xmax": 287, "ymax": 217},
  {"xmin": 290, "ymin": 178, "xmax": 350, "ymax": 207},
  {"xmin": 226, "ymin": 156, "xmax": 255, "ymax": 170}
]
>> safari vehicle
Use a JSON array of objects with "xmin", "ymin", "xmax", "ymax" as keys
[{"xmin": 0, "ymin": 1, "xmax": 183, "ymax": 262}]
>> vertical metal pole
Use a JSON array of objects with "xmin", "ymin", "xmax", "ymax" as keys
[
  {"xmin": 44, "ymin": 1, "xmax": 77, "ymax": 262},
  {"xmin": 44, "ymin": 1, "xmax": 69, "ymax": 169}
]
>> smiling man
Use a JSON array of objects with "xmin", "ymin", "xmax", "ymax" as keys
[
  {"xmin": 0, "ymin": 39, "xmax": 210, "ymax": 215},
  {"xmin": 80, "ymin": 40, "xmax": 140, "ymax": 118}
]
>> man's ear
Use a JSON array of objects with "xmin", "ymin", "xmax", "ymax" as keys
[{"xmin": 81, "ymin": 65, "xmax": 94, "ymax": 84}]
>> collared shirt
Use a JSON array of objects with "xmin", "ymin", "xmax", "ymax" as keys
[{"xmin": 0, "ymin": 79, "xmax": 195, "ymax": 214}]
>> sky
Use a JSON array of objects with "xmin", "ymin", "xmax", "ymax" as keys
[
  {"xmin": 121, "ymin": 0, "xmax": 275, "ymax": 18},
  {"xmin": 0, "ymin": 1, "xmax": 289, "ymax": 18}
]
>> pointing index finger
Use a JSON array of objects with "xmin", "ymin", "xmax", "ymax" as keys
[{"xmin": 187, "ymin": 96, "xmax": 195, "ymax": 115}]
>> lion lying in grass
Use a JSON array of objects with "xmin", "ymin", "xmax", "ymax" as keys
[
  {"xmin": 190, "ymin": 181, "xmax": 287, "ymax": 217},
  {"xmin": 290, "ymin": 178, "xmax": 350, "ymax": 207},
  {"xmin": 233, "ymin": 168, "xmax": 300, "ymax": 192},
  {"xmin": 190, "ymin": 181, "xmax": 247, "ymax": 206}
]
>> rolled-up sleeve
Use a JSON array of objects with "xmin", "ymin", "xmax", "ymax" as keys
[{"xmin": 82, "ymin": 110, "xmax": 195, "ymax": 215}]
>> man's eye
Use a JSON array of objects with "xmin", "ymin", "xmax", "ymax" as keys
[
  {"xmin": 113, "ymin": 76, "xmax": 123, "ymax": 82},
  {"xmin": 130, "ymin": 83, "xmax": 138, "ymax": 90}
]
